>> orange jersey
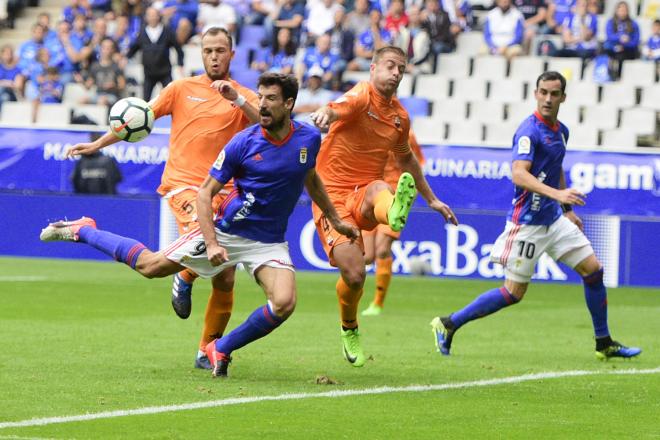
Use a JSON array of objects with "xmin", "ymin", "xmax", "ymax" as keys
[
  {"xmin": 383, "ymin": 130, "xmax": 425, "ymax": 186},
  {"xmin": 150, "ymin": 75, "xmax": 258, "ymax": 195},
  {"xmin": 317, "ymin": 81, "xmax": 411, "ymax": 190}
]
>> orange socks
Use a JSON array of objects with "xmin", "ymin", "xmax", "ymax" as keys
[
  {"xmin": 373, "ymin": 190, "xmax": 394, "ymax": 225},
  {"xmin": 178, "ymin": 268, "xmax": 198, "ymax": 284},
  {"xmin": 336, "ymin": 277, "xmax": 363, "ymax": 329},
  {"xmin": 374, "ymin": 256, "xmax": 393, "ymax": 307},
  {"xmin": 199, "ymin": 288, "xmax": 234, "ymax": 350}
]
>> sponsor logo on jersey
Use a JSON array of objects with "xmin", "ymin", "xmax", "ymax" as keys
[
  {"xmin": 299, "ymin": 147, "xmax": 307, "ymax": 164},
  {"xmin": 394, "ymin": 115, "xmax": 401, "ymax": 128},
  {"xmin": 186, "ymin": 95, "xmax": 208, "ymax": 102}
]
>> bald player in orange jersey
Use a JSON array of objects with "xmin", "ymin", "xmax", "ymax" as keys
[
  {"xmin": 66, "ymin": 27, "xmax": 260, "ymax": 370},
  {"xmin": 361, "ymin": 131, "xmax": 425, "ymax": 317},
  {"xmin": 310, "ymin": 46, "xmax": 458, "ymax": 367}
]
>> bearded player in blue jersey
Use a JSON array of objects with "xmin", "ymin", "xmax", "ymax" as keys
[
  {"xmin": 430, "ymin": 71, "xmax": 641, "ymax": 361},
  {"xmin": 40, "ymin": 73, "xmax": 360, "ymax": 377}
]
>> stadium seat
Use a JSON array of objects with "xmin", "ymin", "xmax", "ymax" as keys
[
  {"xmin": 452, "ymin": 77, "xmax": 487, "ymax": 101},
  {"xmin": 154, "ymin": 114, "xmax": 173, "ymax": 129},
  {"xmin": 600, "ymin": 83, "xmax": 638, "ymax": 108},
  {"xmin": 342, "ymin": 70, "xmax": 370, "ymax": 84},
  {"xmin": 0, "ymin": 101, "xmax": 33, "ymax": 125},
  {"xmin": 472, "ymin": 55, "xmax": 508, "ymax": 79},
  {"xmin": 566, "ymin": 125, "xmax": 598, "ymax": 148},
  {"xmin": 124, "ymin": 62, "xmax": 144, "ymax": 85},
  {"xmin": 455, "ymin": 32, "xmax": 485, "ymax": 56},
  {"xmin": 582, "ymin": 105, "xmax": 619, "ymax": 130},
  {"xmin": 509, "ymin": 56, "xmax": 545, "ymax": 81},
  {"xmin": 238, "ymin": 25, "xmax": 267, "ymax": 50},
  {"xmin": 446, "ymin": 120, "xmax": 484, "ymax": 144},
  {"xmin": 484, "ymin": 122, "xmax": 518, "ymax": 146},
  {"xmin": 230, "ymin": 67, "xmax": 260, "ymax": 90},
  {"xmin": 620, "ymin": 107, "xmax": 657, "ymax": 135},
  {"xmin": 414, "ymin": 75, "xmax": 450, "ymax": 104},
  {"xmin": 183, "ymin": 44, "xmax": 204, "ymax": 75},
  {"xmin": 488, "ymin": 78, "xmax": 525, "ymax": 103},
  {"xmin": 434, "ymin": 53, "xmax": 471, "ymax": 79},
  {"xmin": 63, "ymin": 83, "xmax": 91, "ymax": 104},
  {"xmin": 412, "ymin": 116, "xmax": 447, "ymax": 144},
  {"xmin": 600, "ymin": 129, "xmax": 638, "ymax": 148},
  {"xmin": 397, "ymin": 74, "xmax": 414, "ymax": 97},
  {"xmin": 620, "ymin": 60, "xmax": 657, "ymax": 87},
  {"xmin": 468, "ymin": 100, "xmax": 505, "ymax": 124},
  {"xmin": 558, "ymin": 103, "xmax": 581, "ymax": 127},
  {"xmin": 640, "ymin": 84, "xmax": 660, "ymax": 110},
  {"xmin": 433, "ymin": 99, "xmax": 469, "ymax": 122},
  {"xmin": 506, "ymin": 101, "xmax": 534, "ymax": 124},
  {"xmin": 399, "ymin": 96, "xmax": 430, "ymax": 118},
  {"xmin": 596, "ymin": 14, "xmax": 608, "ymax": 41},
  {"xmin": 546, "ymin": 57, "xmax": 584, "ymax": 81},
  {"xmin": 564, "ymin": 81, "xmax": 599, "ymax": 106},
  {"xmin": 72, "ymin": 104, "xmax": 108, "ymax": 126},
  {"xmin": 638, "ymin": 17, "xmax": 654, "ymax": 43},
  {"xmin": 36, "ymin": 103, "xmax": 72, "ymax": 127},
  {"xmin": 231, "ymin": 47, "xmax": 250, "ymax": 69}
]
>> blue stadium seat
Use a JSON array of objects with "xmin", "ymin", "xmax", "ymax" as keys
[
  {"xmin": 238, "ymin": 25, "xmax": 267, "ymax": 50},
  {"xmin": 399, "ymin": 96, "xmax": 430, "ymax": 118},
  {"xmin": 230, "ymin": 68, "xmax": 260, "ymax": 91},
  {"xmin": 154, "ymin": 115, "xmax": 172, "ymax": 129}
]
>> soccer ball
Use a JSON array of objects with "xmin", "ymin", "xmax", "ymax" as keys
[
  {"xmin": 408, "ymin": 255, "xmax": 433, "ymax": 276},
  {"xmin": 108, "ymin": 97, "xmax": 154, "ymax": 142}
]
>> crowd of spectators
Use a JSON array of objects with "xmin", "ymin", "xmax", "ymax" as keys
[{"xmin": 0, "ymin": 0, "xmax": 658, "ymax": 122}]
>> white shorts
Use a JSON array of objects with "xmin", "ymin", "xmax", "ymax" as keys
[
  {"xmin": 490, "ymin": 215, "xmax": 594, "ymax": 283},
  {"xmin": 162, "ymin": 228, "xmax": 295, "ymax": 278}
]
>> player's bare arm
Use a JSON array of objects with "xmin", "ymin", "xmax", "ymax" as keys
[
  {"xmin": 197, "ymin": 174, "xmax": 229, "ymax": 266},
  {"xmin": 66, "ymin": 130, "xmax": 121, "ymax": 157},
  {"xmin": 309, "ymin": 105, "xmax": 339, "ymax": 130},
  {"xmin": 396, "ymin": 149, "xmax": 458, "ymax": 225},
  {"xmin": 559, "ymin": 169, "xmax": 584, "ymax": 230},
  {"xmin": 304, "ymin": 169, "xmax": 360, "ymax": 240},
  {"xmin": 210, "ymin": 80, "xmax": 260, "ymax": 124},
  {"xmin": 512, "ymin": 160, "xmax": 586, "ymax": 207}
]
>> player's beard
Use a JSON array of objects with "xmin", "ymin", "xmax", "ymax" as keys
[
  {"xmin": 260, "ymin": 112, "xmax": 286, "ymax": 131},
  {"xmin": 205, "ymin": 63, "xmax": 229, "ymax": 81}
]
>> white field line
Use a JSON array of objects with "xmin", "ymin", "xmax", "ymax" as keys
[
  {"xmin": 1, "ymin": 367, "xmax": 658, "ymax": 430},
  {"xmin": 0, "ymin": 276, "xmax": 48, "ymax": 282}
]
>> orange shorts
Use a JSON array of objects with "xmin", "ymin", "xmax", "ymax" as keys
[
  {"xmin": 167, "ymin": 188, "xmax": 227, "ymax": 235},
  {"xmin": 312, "ymin": 184, "xmax": 381, "ymax": 266}
]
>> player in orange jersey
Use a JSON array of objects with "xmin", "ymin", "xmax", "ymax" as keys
[
  {"xmin": 361, "ymin": 130, "xmax": 425, "ymax": 317},
  {"xmin": 310, "ymin": 46, "xmax": 458, "ymax": 367},
  {"xmin": 66, "ymin": 27, "xmax": 260, "ymax": 370}
]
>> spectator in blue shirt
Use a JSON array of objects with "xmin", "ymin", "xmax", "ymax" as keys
[
  {"xmin": 17, "ymin": 24, "xmax": 46, "ymax": 71},
  {"xmin": 347, "ymin": 8, "xmax": 392, "ymax": 71},
  {"xmin": 546, "ymin": 0, "xmax": 575, "ymax": 34},
  {"xmin": 37, "ymin": 12, "xmax": 59, "ymax": 44},
  {"xmin": 641, "ymin": 19, "xmax": 659, "ymax": 61},
  {"xmin": 70, "ymin": 14, "xmax": 93, "ymax": 52},
  {"xmin": 483, "ymin": 0, "xmax": 524, "ymax": 60},
  {"xmin": 161, "ymin": 0, "xmax": 199, "ymax": 44},
  {"xmin": 266, "ymin": 0, "xmax": 305, "ymax": 44},
  {"xmin": 0, "ymin": 45, "xmax": 21, "ymax": 108},
  {"xmin": 296, "ymin": 33, "xmax": 342, "ymax": 85},
  {"xmin": 62, "ymin": 0, "xmax": 92, "ymax": 24},
  {"xmin": 45, "ymin": 20, "xmax": 82, "ymax": 84},
  {"xmin": 252, "ymin": 27, "xmax": 297, "ymax": 74},
  {"xmin": 603, "ymin": 1, "xmax": 640, "ymax": 78},
  {"xmin": 38, "ymin": 66, "xmax": 64, "ymax": 103},
  {"xmin": 556, "ymin": 0, "xmax": 598, "ymax": 59}
]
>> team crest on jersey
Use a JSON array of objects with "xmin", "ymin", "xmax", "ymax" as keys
[
  {"xmin": 517, "ymin": 136, "xmax": 531, "ymax": 154},
  {"xmin": 213, "ymin": 150, "xmax": 225, "ymax": 170},
  {"xmin": 299, "ymin": 147, "xmax": 308, "ymax": 164},
  {"xmin": 394, "ymin": 115, "xmax": 401, "ymax": 128}
]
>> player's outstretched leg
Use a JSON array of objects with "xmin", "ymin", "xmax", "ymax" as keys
[
  {"xmin": 388, "ymin": 172, "xmax": 417, "ymax": 232},
  {"xmin": 582, "ymin": 269, "xmax": 642, "ymax": 360},
  {"xmin": 430, "ymin": 286, "xmax": 520, "ymax": 355},
  {"xmin": 195, "ymin": 272, "xmax": 235, "ymax": 370}
]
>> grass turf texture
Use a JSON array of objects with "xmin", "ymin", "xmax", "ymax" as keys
[{"xmin": 1, "ymin": 256, "xmax": 659, "ymax": 439}]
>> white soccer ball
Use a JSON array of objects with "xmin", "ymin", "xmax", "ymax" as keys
[
  {"xmin": 108, "ymin": 97, "xmax": 154, "ymax": 143},
  {"xmin": 408, "ymin": 255, "xmax": 432, "ymax": 276}
]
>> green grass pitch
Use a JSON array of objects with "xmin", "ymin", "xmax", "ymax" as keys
[{"xmin": 1, "ymin": 256, "xmax": 659, "ymax": 439}]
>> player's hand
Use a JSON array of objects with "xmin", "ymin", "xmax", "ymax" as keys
[
  {"xmin": 333, "ymin": 220, "xmax": 360, "ymax": 242},
  {"xmin": 206, "ymin": 242, "xmax": 229, "ymax": 266},
  {"xmin": 429, "ymin": 199, "xmax": 458, "ymax": 226},
  {"xmin": 210, "ymin": 80, "xmax": 238, "ymax": 101},
  {"xmin": 564, "ymin": 210, "xmax": 584, "ymax": 231},
  {"xmin": 66, "ymin": 142, "xmax": 102, "ymax": 158},
  {"xmin": 555, "ymin": 188, "xmax": 586, "ymax": 207},
  {"xmin": 310, "ymin": 107, "xmax": 334, "ymax": 129}
]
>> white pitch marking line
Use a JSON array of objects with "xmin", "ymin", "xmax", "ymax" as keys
[
  {"xmin": 0, "ymin": 276, "xmax": 48, "ymax": 282},
  {"xmin": 1, "ymin": 367, "xmax": 658, "ymax": 430}
]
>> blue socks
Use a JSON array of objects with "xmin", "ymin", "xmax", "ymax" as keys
[
  {"xmin": 450, "ymin": 286, "xmax": 520, "ymax": 329},
  {"xmin": 78, "ymin": 226, "xmax": 147, "ymax": 269},
  {"xmin": 215, "ymin": 303, "xmax": 285, "ymax": 356},
  {"xmin": 583, "ymin": 269, "xmax": 610, "ymax": 338}
]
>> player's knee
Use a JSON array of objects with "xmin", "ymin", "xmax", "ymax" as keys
[
  {"xmin": 271, "ymin": 296, "xmax": 296, "ymax": 318},
  {"xmin": 343, "ymin": 270, "xmax": 365, "ymax": 290}
]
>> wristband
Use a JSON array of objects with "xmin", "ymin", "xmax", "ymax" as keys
[
  {"xmin": 561, "ymin": 203, "xmax": 573, "ymax": 213},
  {"xmin": 233, "ymin": 94, "xmax": 246, "ymax": 107}
]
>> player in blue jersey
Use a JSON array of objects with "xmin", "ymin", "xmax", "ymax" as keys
[
  {"xmin": 40, "ymin": 72, "xmax": 360, "ymax": 377},
  {"xmin": 430, "ymin": 71, "xmax": 641, "ymax": 361}
]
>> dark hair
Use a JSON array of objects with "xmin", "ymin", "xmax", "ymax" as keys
[
  {"xmin": 372, "ymin": 45, "xmax": 406, "ymax": 64},
  {"xmin": 273, "ymin": 28, "xmax": 297, "ymax": 57},
  {"xmin": 611, "ymin": 1, "xmax": 633, "ymax": 34},
  {"xmin": 535, "ymin": 71, "xmax": 566, "ymax": 93},
  {"xmin": 202, "ymin": 27, "xmax": 234, "ymax": 50},
  {"xmin": 46, "ymin": 66, "xmax": 59, "ymax": 75},
  {"xmin": 258, "ymin": 72, "xmax": 299, "ymax": 104},
  {"xmin": 653, "ymin": 19, "xmax": 660, "ymax": 26}
]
